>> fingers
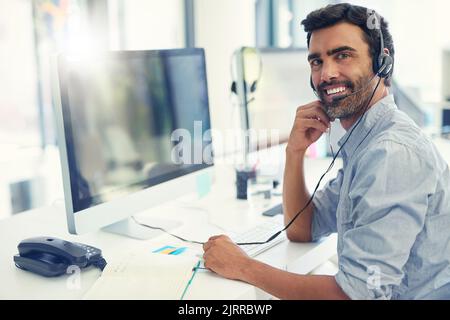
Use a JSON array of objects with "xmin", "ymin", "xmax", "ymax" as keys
[
  {"xmin": 202, "ymin": 236, "xmax": 225, "ymax": 270},
  {"xmin": 297, "ymin": 118, "xmax": 329, "ymax": 133},
  {"xmin": 203, "ymin": 240, "xmax": 212, "ymax": 252},
  {"xmin": 202, "ymin": 251, "xmax": 210, "ymax": 268},
  {"xmin": 208, "ymin": 235, "xmax": 225, "ymax": 241},
  {"xmin": 296, "ymin": 101, "xmax": 331, "ymax": 127},
  {"xmin": 203, "ymin": 234, "xmax": 229, "ymax": 252}
]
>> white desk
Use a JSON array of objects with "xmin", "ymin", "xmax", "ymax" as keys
[{"xmin": 0, "ymin": 151, "xmax": 340, "ymax": 300}]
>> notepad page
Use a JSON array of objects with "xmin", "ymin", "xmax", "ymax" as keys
[{"xmin": 83, "ymin": 250, "xmax": 198, "ymax": 300}]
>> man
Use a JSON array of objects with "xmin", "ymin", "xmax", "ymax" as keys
[{"xmin": 203, "ymin": 3, "xmax": 450, "ymax": 299}]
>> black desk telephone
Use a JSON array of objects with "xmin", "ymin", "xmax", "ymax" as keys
[{"xmin": 14, "ymin": 237, "xmax": 107, "ymax": 277}]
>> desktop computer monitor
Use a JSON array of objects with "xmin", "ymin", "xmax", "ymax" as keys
[{"xmin": 55, "ymin": 48, "xmax": 213, "ymax": 239}]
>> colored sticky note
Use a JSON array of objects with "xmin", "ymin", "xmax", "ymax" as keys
[
  {"xmin": 153, "ymin": 245, "xmax": 187, "ymax": 255},
  {"xmin": 169, "ymin": 247, "xmax": 187, "ymax": 255},
  {"xmin": 153, "ymin": 245, "xmax": 176, "ymax": 254}
]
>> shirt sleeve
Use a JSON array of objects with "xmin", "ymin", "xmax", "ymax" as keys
[
  {"xmin": 335, "ymin": 140, "xmax": 435, "ymax": 300},
  {"xmin": 311, "ymin": 168, "xmax": 343, "ymax": 241}
]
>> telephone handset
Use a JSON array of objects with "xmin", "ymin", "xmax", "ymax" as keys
[{"xmin": 14, "ymin": 236, "xmax": 106, "ymax": 277}]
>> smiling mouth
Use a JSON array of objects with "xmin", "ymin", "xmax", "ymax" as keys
[{"xmin": 325, "ymin": 86, "xmax": 348, "ymax": 97}]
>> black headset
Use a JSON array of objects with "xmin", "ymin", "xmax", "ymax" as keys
[
  {"xmin": 230, "ymin": 77, "xmax": 259, "ymax": 95},
  {"xmin": 230, "ymin": 47, "xmax": 263, "ymax": 96},
  {"xmin": 309, "ymin": 13, "xmax": 393, "ymax": 93},
  {"xmin": 374, "ymin": 24, "xmax": 394, "ymax": 79}
]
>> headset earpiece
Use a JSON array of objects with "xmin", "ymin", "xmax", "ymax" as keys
[
  {"xmin": 231, "ymin": 80, "xmax": 258, "ymax": 95},
  {"xmin": 377, "ymin": 53, "xmax": 393, "ymax": 78},
  {"xmin": 231, "ymin": 81, "xmax": 237, "ymax": 94},
  {"xmin": 230, "ymin": 47, "xmax": 262, "ymax": 97},
  {"xmin": 371, "ymin": 12, "xmax": 394, "ymax": 80},
  {"xmin": 249, "ymin": 80, "xmax": 258, "ymax": 93}
]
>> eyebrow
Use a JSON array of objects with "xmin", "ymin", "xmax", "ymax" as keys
[{"xmin": 307, "ymin": 46, "xmax": 357, "ymax": 61}]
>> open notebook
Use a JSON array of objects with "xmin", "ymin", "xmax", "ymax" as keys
[{"xmin": 83, "ymin": 246, "xmax": 199, "ymax": 300}]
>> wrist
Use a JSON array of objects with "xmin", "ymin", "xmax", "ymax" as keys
[
  {"xmin": 285, "ymin": 146, "xmax": 306, "ymax": 158},
  {"xmin": 238, "ymin": 257, "xmax": 258, "ymax": 283}
]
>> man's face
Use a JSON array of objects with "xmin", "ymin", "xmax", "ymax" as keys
[{"xmin": 308, "ymin": 22, "xmax": 375, "ymax": 120}]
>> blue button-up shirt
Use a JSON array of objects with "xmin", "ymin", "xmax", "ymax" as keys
[{"xmin": 311, "ymin": 94, "xmax": 450, "ymax": 299}]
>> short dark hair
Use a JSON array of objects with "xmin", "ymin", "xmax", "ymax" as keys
[{"xmin": 301, "ymin": 3, "xmax": 394, "ymax": 86}]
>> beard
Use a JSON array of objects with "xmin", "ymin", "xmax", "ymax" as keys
[{"xmin": 318, "ymin": 74, "xmax": 375, "ymax": 120}]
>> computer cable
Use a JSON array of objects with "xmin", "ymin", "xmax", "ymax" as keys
[
  {"xmin": 131, "ymin": 216, "xmax": 206, "ymax": 245},
  {"xmin": 92, "ymin": 257, "xmax": 108, "ymax": 271}
]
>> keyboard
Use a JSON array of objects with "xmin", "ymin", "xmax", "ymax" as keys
[
  {"xmin": 232, "ymin": 219, "xmax": 287, "ymax": 257},
  {"xmin": 261, "ymin": 203, "xmax": 283, "ymax": 217}
]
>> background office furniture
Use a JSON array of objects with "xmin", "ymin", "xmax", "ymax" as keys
[
  {"xmin": 442, "ymin": 108, "xmax": 450, "ymax": 137},
  {"xmin": 9, "ymin": 177, "xmax": 45, "ymax": 214},
  {"xmin": 443, "ymin": 49, "xmax": 450, "ymax": 103},
  {"xmin": 391, "ymin": 80, "xmax": 429, "ymax": 128}
]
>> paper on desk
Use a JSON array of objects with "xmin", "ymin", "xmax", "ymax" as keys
[{"xmin": 83, "ymin": 249, "xmax": 198, "ymax": 300}]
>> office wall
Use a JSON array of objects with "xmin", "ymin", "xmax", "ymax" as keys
[
  {"xmin": 194, "ymin": 0, "xmax": 256, "ymax": 156},
  {"xmin": 443, "ymin": 49, "xmax": 450, "ymax": 102},
  {"xmin": 291, "ymin": 0, "xmax": 332, "ymax": 48},
  {"xmin": 0, "ymin": 0, "xmax": 38, "ymax": 146},
  {"xmin": 109, "ymin": 0, "xmax": 185, "ymax": 50}
]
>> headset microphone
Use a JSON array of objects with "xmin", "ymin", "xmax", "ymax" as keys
[{"xmin": 331, "ymin": 57, "xmax": 391, "ymax": 102}]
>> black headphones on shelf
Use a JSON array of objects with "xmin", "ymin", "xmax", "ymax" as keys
[
  {"xmin": 310, "ymin": 11, "xmax": 393, "ymax": 93},
  {"xmin": 230, "ymin": 47, "xmax": 263, "ymax": 97}
]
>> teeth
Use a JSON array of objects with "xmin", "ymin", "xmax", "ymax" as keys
[{"xmin": 326, "ymin": 87, "xmax": 346, "ymax": 95}]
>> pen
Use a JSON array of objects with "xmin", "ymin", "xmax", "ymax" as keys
[
  {"xmin": 193, "ymin": 267, "xmax": 208, "ymax": 271},
  {"xmin": 180, "ymin": 260, "xmax": 201, "ymax": 300}
]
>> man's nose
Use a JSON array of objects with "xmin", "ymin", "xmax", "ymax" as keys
[{"xmin": 320, "ymin": 61, "xmax": 339, "ymax": 84}]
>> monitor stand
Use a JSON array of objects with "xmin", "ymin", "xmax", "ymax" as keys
[{"xmin": 102, "ymin": 216, "xmax": 182, "ymax": 240}]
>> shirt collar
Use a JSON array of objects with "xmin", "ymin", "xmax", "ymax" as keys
[{"xmin": 337, "ymin": 94, "xmax": 397, "ymax": 158}]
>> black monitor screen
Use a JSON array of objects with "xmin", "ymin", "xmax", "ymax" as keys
[{"xmin": 58, "ymin": 49, "xmax": 213, "ymax": 212}]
